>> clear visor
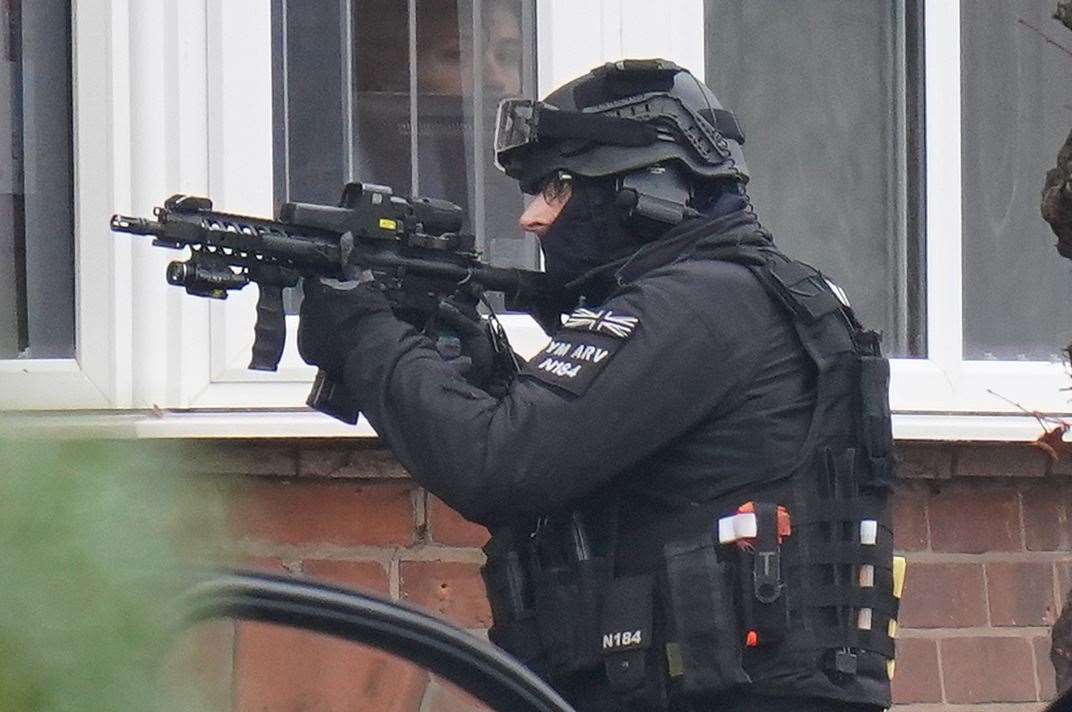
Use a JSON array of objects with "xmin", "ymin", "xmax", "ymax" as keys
[{"xmin": 493, "ymin": 97, "xmax": 539, "ymax": 170}]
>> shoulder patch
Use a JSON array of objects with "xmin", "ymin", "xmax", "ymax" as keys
[
  {"xmin": 561, "ymin": 308, "xmax": 639, "ymax": 339},
  {"xmin": 520, "ymin": 330, "xmax": 627, "ymax": 397}
]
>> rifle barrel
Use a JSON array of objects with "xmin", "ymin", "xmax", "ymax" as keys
[{"xmin": 111, "ymin": 214, "xmax": 163, "ymax": 236}]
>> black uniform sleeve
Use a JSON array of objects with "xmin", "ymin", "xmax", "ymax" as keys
[{"xmin": 341, "ymin": 261, "xmax": 774, "ymax": 525}]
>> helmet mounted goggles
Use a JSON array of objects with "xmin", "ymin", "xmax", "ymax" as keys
[{"xmin": 493, "ymin": 94, "xmax": 745, "ymax": 178}]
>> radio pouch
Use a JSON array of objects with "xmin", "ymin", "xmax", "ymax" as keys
[
  {"xmin": 859, "ymin": 345, "xmax": 897, "ymax": 490},
  {"xmin": 663, "ymin": 533, "xmax": 750, "ymax": 697},
  {"xmin": 601, "ymin": 574, "xmax": 655, "ymax": 696}
]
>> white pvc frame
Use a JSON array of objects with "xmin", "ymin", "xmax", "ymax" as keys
[
  {"xmin": 882, "ymin": 0, "xmax": 1072, "ymax": 438},
  {"xmin": 0, "ymin": 0, "xmax": 132, "ymax": 411}
]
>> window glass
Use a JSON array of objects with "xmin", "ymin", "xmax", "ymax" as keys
[
  {"xmin": 272, "ymin": 0, "xmax": 537, "ymax": 275},
  {"xmin": 0, "ymin": 1, "xmax": 75, "ymax": 359},
  {"xmin": 961, "ymin": 0, "xmax": 1072, "ymax": 361},
  {"xmin": 703, "ymin": 0, "xmax": 925, "ymax": 358}
]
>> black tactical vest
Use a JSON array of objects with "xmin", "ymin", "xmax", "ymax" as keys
[{"xmin": 613, "ymin": 235, "xmax": 900, "ymax": 708}]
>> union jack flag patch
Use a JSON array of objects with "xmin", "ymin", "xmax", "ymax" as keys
[{"xmin": 562, "ymin": 308, "xmax": 639, "ymax": 339}]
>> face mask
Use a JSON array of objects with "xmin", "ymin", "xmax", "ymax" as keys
[{"xmin": 539, "ymin": 178, "xmax": 642, "ymax": 288}]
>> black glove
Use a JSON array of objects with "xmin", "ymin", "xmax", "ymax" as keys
[
  {"xmin": 435, "ymin": 299, "xmax": 518, "ymax": 397},
  {"xmin": 297, "ymin": 277, "xmax": 392, "ymax": 376},
  {"xmin": 436, "ymin": 299, "xmax": 495, "ymax": 376}
]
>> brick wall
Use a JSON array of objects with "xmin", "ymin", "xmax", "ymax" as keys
[{"xmin": 170, "ymin": 439, "xmax": 1072, "ymax": 711}]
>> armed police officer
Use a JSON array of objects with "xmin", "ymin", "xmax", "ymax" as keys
[{"xmin": 298, "ymin": 59, "xmax": 899, "ymax": 712}]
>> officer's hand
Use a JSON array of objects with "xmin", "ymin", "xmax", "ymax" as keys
[
  {"xmin": 436, "ymin": 299, "xmax": 495, "ymax": 377},
  {"xmin": 297, "ymin": 277, "xmax": 392, "ymax": 375},
  {"xmin": 436, "ymin": 299, "xmax": 517, "ymax": 397}
]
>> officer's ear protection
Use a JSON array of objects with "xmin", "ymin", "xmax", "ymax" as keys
[{"xmin": 614, "ymin": 163, "xmax": 700, "ymax": 238}]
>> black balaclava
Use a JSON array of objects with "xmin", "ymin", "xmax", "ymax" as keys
[{"xmin": 538, "ymin": 176, "xmax": 646, "ymax": 301}]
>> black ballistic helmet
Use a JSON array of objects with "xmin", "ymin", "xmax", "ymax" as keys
[{"xmin": 494, "ymin": 58, "xmax": 748, "ymax": 193}]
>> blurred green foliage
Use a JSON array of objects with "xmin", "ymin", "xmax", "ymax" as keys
[{"xmin": 0, "ymin": 438, "xmax": 229, "ymax": 712}]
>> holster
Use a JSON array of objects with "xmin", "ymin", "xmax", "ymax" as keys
[
  {"xmin": 533, "ymin": 557, "xmax": 611, "ymax": 677},
  {"xmin": 481, "ymin": 529, "xmax": 546, "ymax": 673}
]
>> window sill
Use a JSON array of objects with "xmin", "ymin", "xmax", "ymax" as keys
[{"xmin": 0, "ymin": 409, "xmax": 1059, "ymax": 443}]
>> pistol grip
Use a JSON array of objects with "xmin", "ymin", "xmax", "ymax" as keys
[
  {"xmin": 249, "ymin": 284, "xmax": 287, "ymax": 371},
  {"xmin": 307, "ymin": 369, "xmax": 361, "ymax": 425}
]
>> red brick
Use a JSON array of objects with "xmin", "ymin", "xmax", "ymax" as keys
[
  {"xmin": 955, "ymin": 445, "xmax": 1049, "ymax": 477},
  {"xmin": 1058, "ymin": 560, "xmax": 1072, "ymax": 601},
  {"xmin": 929, "ymin": 484, "xmax": 1021, "ymax": 553},
  {"xmin": 892, "ymin": 485, "xmax": 929, "ymax": 551},
  {"xmin": 987, "ymin": 562, "xmax": 1057, "ymax": 627},
  {"xmin": 234, "ymin": 621, "xmax": 429, "ymax": 711},
  {"xmin": 1045, "ymin": 449, "xmax": 1072, "ymax": 476},
  {"xmin": 897, "ymin": 443, "xmax": 953, "ymax": 479},
  {"xmin": 891, "ymin": 637, "xmax": 941, "ymax": 704},
  {"xmin": 897, "ymin": 562, "xmax": 988, "ymax": 628},
  {"xmin": 298, "ymin": 445, "xmax": 410, "ymax": 479},
  {"xmin": 428, "ymin": 496, "xmax": 490, "ymax": 548},
  {"xmin": 1037, "ymin": 634, "xmax": 1058, "ymax": 701},
  {"xmin": 1023, "ymin": 484, "xmax": 1072, "ymax": 551},
  {"xmin": 302, "ymin": 559, "xmax": 390, "ymax": 596},
  {"xmin": 941, "ymin": 636, "xmax": 1037, "ymax": 703},
  {"xmin": 399, "ymin": 561, "xmax": 492, "ymax": 629},
  {"xmin": 229, "ymin": 479, "xmax": 417, "ymax": 547}
]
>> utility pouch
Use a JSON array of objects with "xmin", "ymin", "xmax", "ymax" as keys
[
  {"xmin": 858, "ymin": 346, "xmax": 897, "ymax": 490},
  {"xmin": 481, "ymin": 556, "xmax": 543, "ymax": 670},
  {"xmin": 663, "ymin": 533, "xmax": 750, "ymax": 697},
  {"xmin": 482, "ymin": 532, "xmax": 545, "ymax": 671},
  {"xmin": 600, "ymin": 574, "xmax": 655, "ymax": 697},
  {"xmin": 533, "ymin": 557, "xmax": 611, "ymax": 676}
]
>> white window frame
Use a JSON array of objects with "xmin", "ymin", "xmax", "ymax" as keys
[
  {"xmin": 7, "ymin": 0, "xmax": 1065, "ymax": 442},
  {"xmin": 892, "ymin": 0, "xmax": 1072, "ymax": 439},
  {"xmin": 0, "ymin": 1, "xmax": 132, "ymax": 411}
]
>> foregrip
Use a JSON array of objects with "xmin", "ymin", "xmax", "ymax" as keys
[
  {"xmin": 307, "ymin": 369, "xmax": 361, "ymax": 425},
  {"xmin": 249, "ymin": 284, "xmax": 287, "ymax": 371}
]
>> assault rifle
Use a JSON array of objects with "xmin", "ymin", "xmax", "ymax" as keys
[{"xmin": 111, "ymin": 182, "xmax": 551, "ymax": 424}]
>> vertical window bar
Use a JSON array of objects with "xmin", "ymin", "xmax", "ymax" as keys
[
  {"xmin": 471, "ymin": 0, "xmax": 485, "ymax": 244},
  {"xmin": 271, "ymin": 0, "xmax": 291, "ymax": 209},
  {"xmin": 9, "ymin": 0, "xmax": 27, "ymax": 353},
  {"xmin": 408, "ymin": 0, "xmax": 419, "ymax": 195},
  {"xmin": 889, "ymin": 0, "xmax": 909, "ymax": 354},
  {"xmin": 521, "ymin": 0, "xmax": 536, "ymax": 98},
  {"xmin": 342, "ymin": 0, "xmax": 356, "ymax": 182},
  {"xmin": 904, "ymin": 0, "xmax": 927, "ymax": 356}
]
